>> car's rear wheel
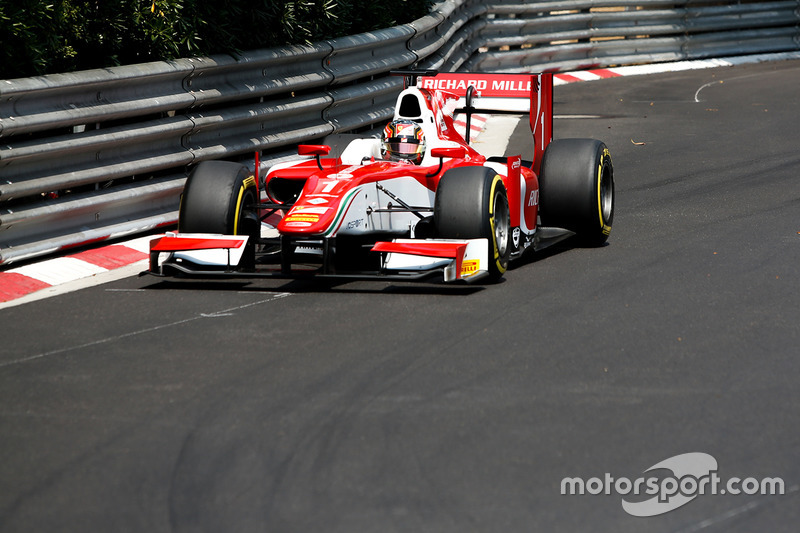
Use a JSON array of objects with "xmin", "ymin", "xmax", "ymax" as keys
[
  {"xmin": 179, "ymin": 160, "xmax": 260, "ymax": 238},
  {"xmin": 434, "ymin": 166, "xmax": 511, "ymax": 281},
  {"xmin": 539, "ymin": 138, "xmax": 614, "ymax": 246}
]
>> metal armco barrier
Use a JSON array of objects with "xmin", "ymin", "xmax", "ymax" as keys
[
  {"xmin": 1, "ymin": 0, "xmax": 799, "ymax": 264},
  {"xmin": 463, "ymin": 1, "xmax": 800, "ymax": 72}
]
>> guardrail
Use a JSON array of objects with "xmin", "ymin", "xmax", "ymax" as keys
[{"xmin": 1, "ymin": 0, "xmax": 798, "ymax": 264}]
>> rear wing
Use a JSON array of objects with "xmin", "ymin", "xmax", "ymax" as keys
[{"xmin": 409, "ymin": 72, "xmax": 553, "ymax": 174}]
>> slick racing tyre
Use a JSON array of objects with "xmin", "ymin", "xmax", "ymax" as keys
[
  {"xmin": 179, "ymin": 160, "xmax": 260, "ymax": 238},
  {"xmin": 539, "ymin": 139, "xmax": 614, "ymax": 246},
  {"xmin": 434, "ymin": 166, "xmax": 511, "ymax": 281}
]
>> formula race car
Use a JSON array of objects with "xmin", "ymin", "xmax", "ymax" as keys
[{"xmin": 148, "ymin": 70, "xmax": 614, "ymax": 283}]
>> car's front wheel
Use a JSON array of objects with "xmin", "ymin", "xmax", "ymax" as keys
[
  {"xmin": 434, "ymin": 166, "xmax": 511, "ymax": 281},
  {"xmin": 179, "ymin": 160, "xmax": 260, "ymax": 238}
]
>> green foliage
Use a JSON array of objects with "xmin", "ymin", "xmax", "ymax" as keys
[{"xmin": 0, "ymin": 0, "xmax": 433, "ymax": 79}]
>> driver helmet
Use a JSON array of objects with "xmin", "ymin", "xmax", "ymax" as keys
[{"xmin": 382, "ymin": 119, "xmax": 426, "ymax": 165}]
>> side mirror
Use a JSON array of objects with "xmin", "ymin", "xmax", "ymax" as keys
[
  {"xmin": 431, "ymin": 146, "xmax": 466, "ymax": 159},
  {"xmin": 298, "ymin": 145, "xmax": 331, "ymax": 156},
  {"xmin": 298, "ymin": 145, "xmax": 331, "ymax": 170},
  {"xmin": 428, "ymin": 146, "xmax": 467, "ymax": 176}
]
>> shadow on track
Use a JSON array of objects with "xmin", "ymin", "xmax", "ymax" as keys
[{"xmin": 140, "ymin": 276, "xmax": 486, "ymax": 296}]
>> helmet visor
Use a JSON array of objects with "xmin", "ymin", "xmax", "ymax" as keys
[{"xmin": 386, "ymin": 139, "xmax": 423, "ymax": 155}]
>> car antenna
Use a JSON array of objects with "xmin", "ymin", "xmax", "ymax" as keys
[{"xmin": 464, "ymin": 85, "xmax": 476, "ymax": 145}]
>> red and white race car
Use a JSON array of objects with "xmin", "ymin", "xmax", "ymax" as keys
[{"xmin": 149, "ymin": 70, "xmax": 614, "ymax": 283}]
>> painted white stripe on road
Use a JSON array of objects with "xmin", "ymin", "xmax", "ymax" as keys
[
  {"xmin": 9, "ymin": 257, "xmax": 108, "ymax": 285},
  {"xmin": 119, "ymin": 235, "xmax": 158, "ymax": 254},
  {"xmin": 568, "ymin": 71, "xmax": 604, "ymax": 81},
  {"xmin": 0, "ymin": 292, "xmax": 292, "ymax": 367}
]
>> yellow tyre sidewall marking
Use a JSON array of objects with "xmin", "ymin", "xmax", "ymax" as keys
[
  {"xmin": 488, "ymin": 174, "xmax": 507, "ymax": 274},
  {"xmin": 233, "ymin": 175, "xmax": 256, "ymax": 235},
  {"xmin": 597, "ymin": 149, "xmax": 612, "ymax": 235}
]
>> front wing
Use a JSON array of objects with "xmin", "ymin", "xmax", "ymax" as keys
[{"xmin": 148, "ymin": 233, "xmax": 490, "ymax": 283}]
